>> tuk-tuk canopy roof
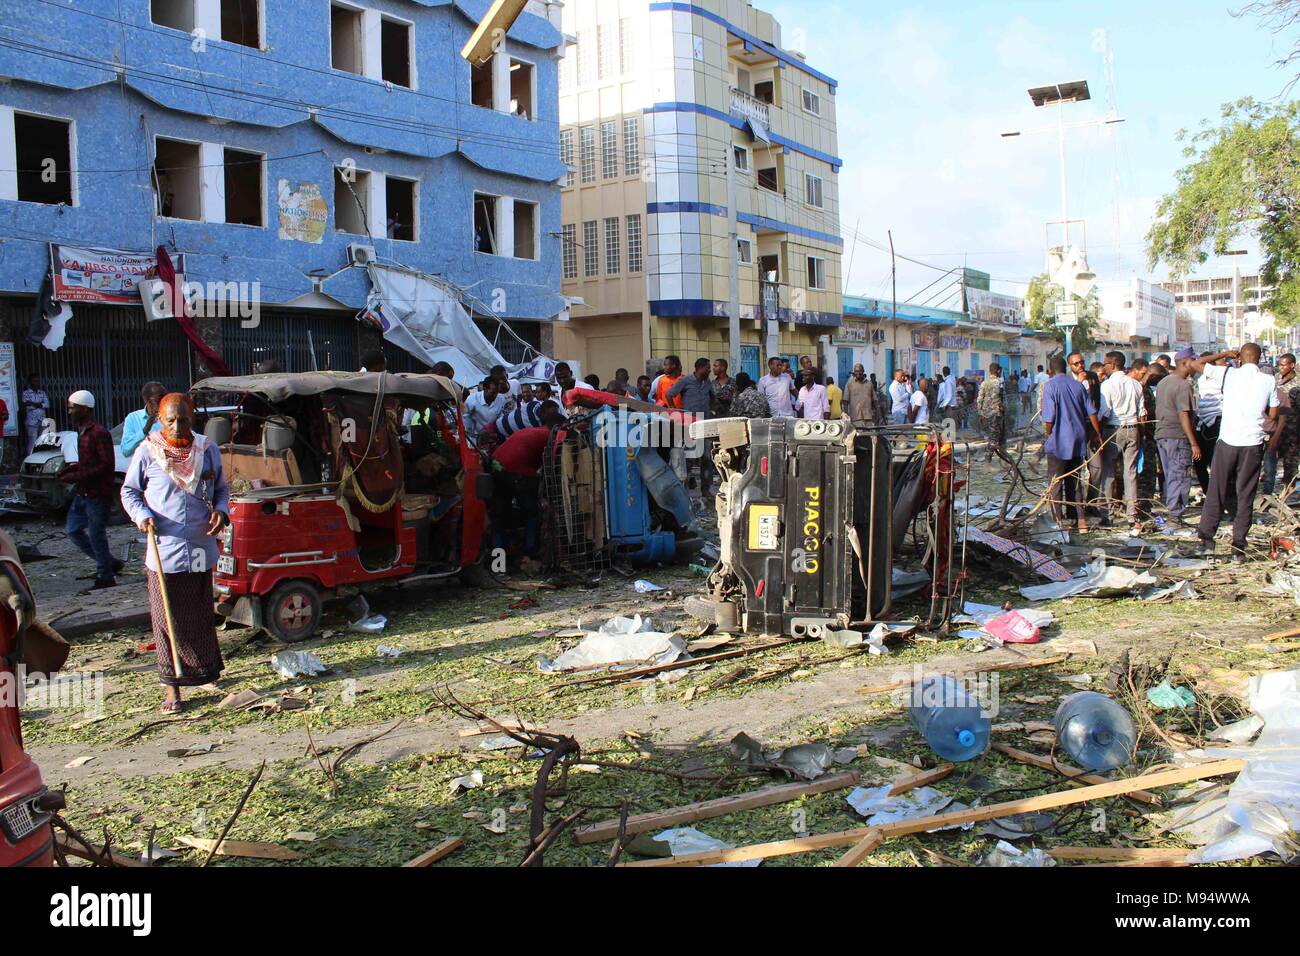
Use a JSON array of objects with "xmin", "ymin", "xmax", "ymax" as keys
[{"xmin": 191, "ymin": 371, "xmax": 460, "ymax": 404}]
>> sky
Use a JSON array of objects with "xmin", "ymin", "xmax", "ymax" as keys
[{"xmin": 761, "ymin": 0, "xmax": 1297, "ymax": 306}]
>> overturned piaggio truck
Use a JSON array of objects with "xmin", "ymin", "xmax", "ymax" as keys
[{"xmin": 686, "ymin": 418, "xmax": 963, "ymax": 638}]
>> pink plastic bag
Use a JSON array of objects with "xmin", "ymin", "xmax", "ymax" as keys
[{"xmin": 984, "ymin": 610, "xmax": 1041, "ymax": 645}]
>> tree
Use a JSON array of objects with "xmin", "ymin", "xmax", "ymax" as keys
[
  {"xmin": 1236, "ymin": 1, "xmax": 1300, "ymax": 90},
  {"xmin": 1146, "ymin": 98, "xmax": 1300, "ymax": 326},
  {"xmin": 1024, "ymin": 273, "xmax": 1100, "ymax": 352}
]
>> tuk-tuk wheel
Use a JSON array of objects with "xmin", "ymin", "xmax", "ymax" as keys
[
  {"xmin": 684, "ymin": 594, "xmax": 739, "ymax": 631},
  {"xmin": 264, "ymin": 582, "xmax": 322, "ymax": 643}
]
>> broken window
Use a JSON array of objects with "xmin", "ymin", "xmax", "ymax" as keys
[
  {"xmin": 223, "ymin": 147, "xmax": 263, "ymax": 226},
  {"xmin": 509, "ymin": 59, "xmax": 534, "ymax": 119},
  {"xmin": 221, "ymin": 0, "xmax": 260, "ymax": 48},
  {"xmin": 514, "ymin": 200, "xmax": 537, "ymax": 260},
  {"xmin": 757, "ymin": 165, "xmax": 779, "ymax": 192},
  {"xmin": 385, "ymin": 176, "xmax": 416, "ymax": 241},
  {"xmin": 15, "ymin": 113, "xmax": 73, "ymax": 206},
  {"xmin": 474, "ymin": 193, "xmax": 499, "ymax": 254},
  {"xmin": 331, "ymin": 4, "xmax": 364, "ymax": 76},
  {"xmin": 754, "ymin": 80, "xmax": 775, "ymax": 104},
  {"xmin": 471, "ymin": 60, "xmax": 494, "ymax": 108},
  {"xmin": 153, "ymin": 137, "xmax": 201, "ymax": 220},
  {"xmin": 151, "ymin": 0, "xmax": 195, "ymax": 33},
  {"xmin": 334, "ymin": 165, "xmax": 370, "ymax": 234},
  {"xmin": 381, "ymin": 17, "xmax": 412, "ymax": 88}
]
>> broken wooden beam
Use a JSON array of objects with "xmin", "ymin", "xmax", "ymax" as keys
[
  {"xmin": 833, "ymin": 830, "xmax": 883, "ymax": 867},
  {"xmin": 1048, "ymin": 846, "xmax": 1189, "ymax": 864},
  {"xmin": 856, "ymin": 654, "xmax": 1071, "ymax": 695},
  {"xmin": 887, "ymin": 764, "xmax": 954, "ymax": 795},
  {"xmin": 55, "ymin": 831, "xmax": 146, "ymax": 868},
  {"xmin": 404, "ymin": 837, "xmax": 466, "ymax": 867},
  {"xmin": 177, "ymin": 836, "xmax": 303, "ymax": 862},
  {"xmin": 572, "ymin": 771, "xmax": 861, "ymax": 845},
  {"xmin": 623, "ymin": 759, "xmax": 1245, "ymax": 867},
  {"xmin": 990, "ymin": 743, "xmax": 1161, "ymax": 806}
]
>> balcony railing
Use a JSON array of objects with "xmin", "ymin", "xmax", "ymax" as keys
[
  {"xmin": 730, "ymin": 87, "xmax": 770, "ymax": 127},
  {"xmin": 759, "ymin": 280, "xmax": 781, "ymax": 322}
]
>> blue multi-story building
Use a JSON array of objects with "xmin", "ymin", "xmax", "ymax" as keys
[{"xmin": 0, "ymin": 0, "xmax": 567, "ymax": 425}]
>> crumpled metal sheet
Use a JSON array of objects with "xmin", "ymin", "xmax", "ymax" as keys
[
  {"xmin": 730, "ymin": 732, "xmax": 834, "ymax": 781},
  {"xmin": 1019, "ymin": 559, "xmax": 1158, "ymax": 601},
  {"xmin": 845, "ymin": 785, "xmax": 973, "ymax": 831},
  {"xmin": 270, "ymin": 651, "xmax": 328, "ymax": 679},
  {"xmin": 984, "ymin": 839, "xmax": 1056, "ymax": 867},
  {"xmin": 651, "ymin": 827, "xmax": 761, "ymax": 867}
]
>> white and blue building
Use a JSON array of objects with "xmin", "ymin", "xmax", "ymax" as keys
[{"xmin": 0, "ymin": 0, "xmax": 568, "ymax": 423}]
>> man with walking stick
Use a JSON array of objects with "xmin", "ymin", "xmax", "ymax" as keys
[{"xmin": 121, "ymin": 393, "xmax": 230, "ymax": 713}]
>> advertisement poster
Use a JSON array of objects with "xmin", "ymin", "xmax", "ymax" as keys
[
  {"xmin": 50, "ymin": 245, "xmax": 183, "ymax": 306},
  {"xmin": 277, "ymin": 179, "xmax": 329, "ymax": 244},
  {"xmin": 0, "ymin": 343, "xmax": 18, "ymax": 437}
]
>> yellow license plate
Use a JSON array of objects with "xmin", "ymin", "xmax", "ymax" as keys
[{"xmin": 747, "ymin": 505, "xmax": 780, "ymax": 551}]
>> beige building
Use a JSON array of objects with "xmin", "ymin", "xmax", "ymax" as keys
[
  {"xmin": 1157, "ymin": 269, "xmax": 1295, "ymax": 350},
  {"xmin": 553, "ymin": 0, "xmax": 844, "ymax": 382}
]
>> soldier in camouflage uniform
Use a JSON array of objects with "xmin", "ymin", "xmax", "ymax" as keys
[{"xmin": 1276, "ymin": 354, "xmax": 1300, "ymax": 491}]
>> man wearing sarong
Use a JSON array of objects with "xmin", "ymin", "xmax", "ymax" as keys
[{"xmin": 121, "ymin": 394, "xmax": 229, "ymax": 713}]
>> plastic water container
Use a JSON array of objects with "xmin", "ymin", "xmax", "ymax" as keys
[
  {"xmin": 1054, "ymin": 691, "xmax": 1136, "ymax": 771},
  {"xmin": 908, "ymin": 675, "xmax": 991, "ymax": 762}
]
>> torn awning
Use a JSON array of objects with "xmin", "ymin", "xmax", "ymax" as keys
[
  {"xmin": 362, "ymin": 263, "xmax": 553, "ymax": 383},
  {"xmin": 747, "ymin": 118, "xmax": 772, "ymax": 145}
]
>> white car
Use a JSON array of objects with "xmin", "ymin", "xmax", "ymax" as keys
[{"xmin": 1, "ymin": 421, "xmax": 131, "ymax": 514}]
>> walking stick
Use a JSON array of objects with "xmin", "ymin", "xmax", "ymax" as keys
[{"xmin": 146, "ymin": 524, "xmax": 184, "ymax": 679}]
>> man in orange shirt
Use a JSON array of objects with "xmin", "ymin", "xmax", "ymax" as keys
[{"xmin": 655, "ymin": 355, "xmax": 684, "ymax": 409}]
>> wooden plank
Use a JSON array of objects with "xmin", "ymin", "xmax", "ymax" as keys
[
  {"xmin": 460, "ymin": 0, "xmax": 530, "ymax": 66},
  {"xmin": 176, "ymin": 836, "xmax": 303, "ymax": 861},
  {"xmin": 1263, "ymin": 625, "xmax": 1300, "ymax": 642},
  {"xmin": 887, "ymin": 764, "xmax": 954, "ymax": 795},
  {"xmin": 403, "ymin": 837, "xmax": 465, "ymax": 868},
  {"xmin": 990, "ymin": 743, "xmax": 1161, "ymax": 806},
  {"xmin": 55, "ymin": 831, "xmax": 146, "ymax": 868},
  {"xmin": 623, "ymin": 759, "xmax": 1245, "ymax": 867},
  {"xmin": 833, "ymin": 830, "xmax": 883, "ymax": 867},
  {"xmin": 572, "ymin": 771, "xmax": 861, "ymax": 845},
  {"xmin": 1049, "ymin": 846, "xmax": 1189, "ymax": 863},
  {"xmin": 856, "ymin": 655, "xmax": 1070, "ymax": 695}
]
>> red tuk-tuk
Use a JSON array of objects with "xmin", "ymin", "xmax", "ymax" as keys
[
  {"xmin": 192, "ymin": 371, "xmax": 488, "ymax": 642},
  {"xmin": 0, "ymin": 529, "xmax": 67, "ymax": 868}
]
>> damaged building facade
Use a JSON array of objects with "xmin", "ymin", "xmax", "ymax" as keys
[
  {"xmin": 554, "ymin": 0, "xmax": 844, "ymax": 380},
  {"xmin": 0, "ymin": 0, "xmax": 568, "ymax": 425}
]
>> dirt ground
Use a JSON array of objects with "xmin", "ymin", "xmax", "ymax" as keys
[{"xmin": 11, "ymin": 427, "xmax": 1299, "ymax": 868}]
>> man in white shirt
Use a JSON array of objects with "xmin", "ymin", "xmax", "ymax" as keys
[
  {"xmin": 795, "ymin": 369, "xmax": 829, "ymax": 420},
  {"xmin": 1099, "ymin": 351, "xmax": 1146, "ymax": 533},
  {"xmin": 909, "ymin": 376, "xmax": 931, "ymax": 425},
  {"xmin": 1193, "ymin": 351, "xmax": 1231, "ymax": 493},
  {"xmin": 1034, "ymin": 365, "xmax": 1049, "ymax": 393},
  {"xmin": 757, "ymin": 357, "xmax": 796, "ymax": 418},
  {"xmin": 888, "ymin": 370, "xmax": 911, "ymax": 425},
  {"xmin": 936, "ymin": 366, "xmax": 956, "ymax": 432},
  {"xmin": 1194, "ymin": 344, "xmax": 1278, "ymax": 561},
  {"xmin": 464, "ymin": 378, "xmax": 508, "ymax": 443}
]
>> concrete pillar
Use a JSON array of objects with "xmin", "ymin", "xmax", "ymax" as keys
[
  {"xmin": 362, "ymin": 9, "xmax": 384, "ymax": 82},
  {"xmin": 199, "ymin": 140, "xmax": 225, "ymax": 224},
  {"xmin": 0, "ymin": 106, "xmax": 15, "ymax": 202}
]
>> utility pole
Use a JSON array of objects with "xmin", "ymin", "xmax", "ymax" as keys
[
  {"xmin": 1056, "ymin": 99, "xmax": 1069, "ymax": 249},
  {"xmin": 889, "ymin": 229, "xmax": 897, "ymax": 375},
  {"xmin": 726, "ymin": 142, "xmax": 742, "ymax": 377}
]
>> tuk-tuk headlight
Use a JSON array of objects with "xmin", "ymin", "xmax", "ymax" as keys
[{"xmin": 40, "ymin": 458, "xmax": 63, "ymax": 474}]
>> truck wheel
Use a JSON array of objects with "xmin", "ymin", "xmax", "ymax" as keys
[
  {"xmin": 264, "ymin": 582, "xmax": 321, "ymax": 643},
  {"xmin": 684, "ymin": 594, "xmax": 739, "ymax": 631}
]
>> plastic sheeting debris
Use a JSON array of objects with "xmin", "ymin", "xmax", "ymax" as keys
[
  {"xmin": 347, "ymin": 594, "xmax": 387, "ymax": 633},
  {"xmin": 376, "ymin": 645, "xmax": 403, "ymax": 659},
  {"xmin": 730, "ymin": 732, "xmax": 834, "ymax": 781},
  {"xmin": 449, "ymin": 769, "xmax": 484, "ymax": 794},
  {"xmin": 270, "ymin": 651, "xmax": 328, "ymax": 679},
  {"xmin": 846, "ymin": 785, "xmax": 973, "ymax": 831},
  {"xmin": 633, "ymin": 580, "xmax": 666, "ymax": 593},
  {"xmin": 651, "ymin": 827, "xmax": 761, "ymax": 867},
  {"xmin": 983, "ymin": 610, "xmax": 1042, "ymax": 645},
  {"xmin": 984, "ymin": 840, "xmax": 1056, "ymax": 867},
  {"xmin": 1260, "ymin": 571, "xmax": 1300, "ymax": 606},
  {"xmin": 537, "ymin": 615, "xmax": 685, "ymax": 673},
  {"xmin": 1147, "ymin": 679, "xmax": 1196, "ymax": 710},
  {"xmin": 962, "ymin": 526, "xmax": 1073, "ymax": 582},
  {"xmin": 1140, "ymin": 580, "xmax": 1200, "ymax": 602},
  {"xmin": 1019, "ymin": 559, "xmax": 1158, "ymax": 601},
  {"xmin": 1180, "ymin": 669, "xmax": 1300, "ymax": 863}
]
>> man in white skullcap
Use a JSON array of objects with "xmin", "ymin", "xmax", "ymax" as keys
[{"xmin": 57, "ymin": 389, "xmax": 122, "ymax": 590}]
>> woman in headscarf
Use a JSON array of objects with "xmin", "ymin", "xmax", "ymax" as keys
[{"xmin": 121, "ymin": 393, "xmax": 230, "ymax": 712}]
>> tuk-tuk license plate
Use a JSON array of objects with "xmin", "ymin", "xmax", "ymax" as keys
[
  {"xmin": 217, "ymin": 555, "xmax": 235, "ymax": 575},
  {"xmin": 747, "ymin": 505, "xmax": 780, "ymax": 551}
]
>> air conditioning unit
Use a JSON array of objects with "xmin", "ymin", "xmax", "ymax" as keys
[{"xmin": 347, "ymin": 243, "xmax": 377, "ymax": 267}]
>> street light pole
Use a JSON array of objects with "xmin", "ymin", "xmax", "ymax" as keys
[{"xmin": 1057, "ymin": 99, "xmax": 1069, "ymax": 249}]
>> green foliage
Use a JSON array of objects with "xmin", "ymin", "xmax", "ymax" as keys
[
  {"xmin": 1024, "ymin": 273, "xmax": 1100, "ymax": 352},
  {"xmin": 1146, "ymin": 97, "xmax": 1300, "ymax": 326}
]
